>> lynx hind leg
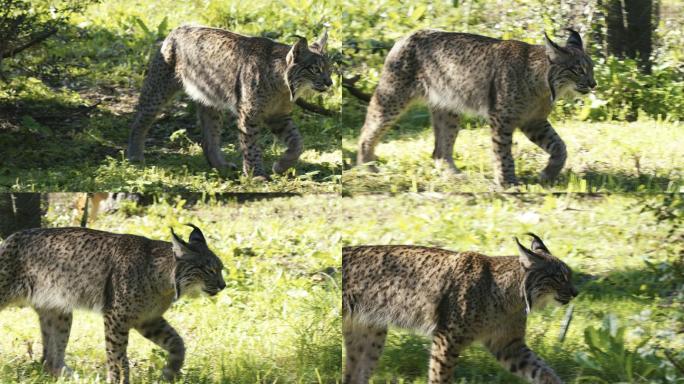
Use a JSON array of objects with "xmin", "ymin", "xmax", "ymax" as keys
[
  {"xmin": 36, "ymin": 309, "xmax": 73, "ymax": 377},
  {"xmin": 127, "ymin": 47, "xmax": 182, "ymax": 163},
  {"xmin": 521, "ymin": 120, "xmax": 567, "ymax": 184},
  {"xmin": 357, "ymin": 74, "xmax": 417, "ymax": 172},
  {"xmin": 430, "ymin": 108, "xmax": 462, "ymax": 176},
  {"xmin": 487, "ymin": 337, "xmax": 562, "ymax": 384},
  {"xmin": 343, "ymin": 317, "xmax": 388, "ymax": 384},
  {"xmin": 267, "ymin": 116, "xmax": 303, "ymax": 175},
  {"xmin": 136, "ymin": 317, "xmax": 185, "ymax": 381},
  {"xmin": 196, "ymin": 104, "xmax": 236, "ymax": 171}
]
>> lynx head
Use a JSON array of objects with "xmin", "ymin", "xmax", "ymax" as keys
[
  {"xmin": 170, "ymin": 224, "xmax": 226, "ymax": 298},
  {"xmin": 544, "ymin": 29, "xmax": 596, "ymax": 101},
  {"xmin": 285, "ymin": 30, "xmax": 333, "ymax": 100},
  {"xmin": 514, "ymin": 233, "xmax": 578, "ymax": 313}
]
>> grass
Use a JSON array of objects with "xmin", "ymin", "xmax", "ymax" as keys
[
  {"xmin": 342, "ymin": 108, "xmax": 684, "ymax": 193},
  {"xmin": 339, "ymin": 193, "xmax": 684, "ymax": 383},
  {"xmin": 0, "ymin": 0, "xmax": 342, "ymax": 193},
  {"xmin": 0, "ymin": 194, "xmax": 342, "ymax": 383}
]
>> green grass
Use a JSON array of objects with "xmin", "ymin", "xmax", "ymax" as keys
[
  {"xmin": 342, "ymin": 110, "xmax": 684, "ymax": 193},
  {"xmin": 339, "ymin": 193, "xmax": 684, "ymax": 383},
  {"xmin": 0, "ymin": 0, "xmax": 342, "ymax": 193},
  {"xmin": 0, "ymin": 194, "xmax": 342, "ymax": 383}
]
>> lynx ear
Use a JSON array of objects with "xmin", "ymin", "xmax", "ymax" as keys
[
  {"xmin": 310, "ymin": 29, "xmax": 328, "ymax": 53},
  {"xmin": 525, "ymin": 232, "xmax": 550, "ymax": 254},
  {"xmin": 170, "ymin": 227, "xmax": 196, "ymax": 259},
  {"xmin": 544, "ymin": 32, "xmax": 569, "ymax": 63},
  {"xmin": 565, "ymin": 28, "xmax": 584, "ymax": 51},
  {"xmin": 185, "ymin": 223, "xmax": 206, "ymax": 246},
  {"xmin": 515, "ymin": 236, "xmax": 546, "ymax": 269},
  {"xmin": 287, "ymin": 37, "xmax": 309, "ymax": 64}
]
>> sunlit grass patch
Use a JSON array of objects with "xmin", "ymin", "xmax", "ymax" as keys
[{"xmin": 342, "ymin": 120, "xmax": 684, "ymax": 193}]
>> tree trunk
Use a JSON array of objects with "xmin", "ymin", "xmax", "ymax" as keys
[
  {"xmin": 624, "ymin": 0, "xmax": 653, "ymax": 73},
  {"xmin": 605, "ymin": 0, "xmax": 626, "ymax": 57},
  {"xmin": 604, "ymin": 0, "xmax": 654, "ymax": 73}
]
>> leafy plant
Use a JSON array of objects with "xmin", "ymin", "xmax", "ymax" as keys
[{"xmin": 575, "ymin": 314, "xmax": 665, "ymax": 383}]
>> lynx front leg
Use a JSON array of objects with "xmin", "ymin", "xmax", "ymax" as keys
[
  {"xmin": 237, "ymin": 112, "xmax": 266, "ymax": 179},
  {"xmin": 103, "ymin": 314, "xmax": 131, "ymax": 384},
  {"xmin": 196, "ymin": 104, "xmax": 235, "ymax": 171},
  {"xmin": 488, "ymin": 337, "xmax": 563, "ymax": 384},
  {"xmin": 428, "ymin": 328, "xmax": 469, "ymax": 384},
  {"xmin": 267, "ymin": 116, "xmax": 303, "ymax": 174},
  {"xmin": 136, "ymin": 317, "xmax": 185, "ymax": 381},
  {"xmin": 342, "ymin": 318, "xmax": 387, "ymax": 384},
  {"xmin": 36, "ymin": 309, "xmax": 73, "ymax": 377},
  {"xmin": 430, "ymin": 108, "xmax": 461, "ymax": 175},
  {"xmin": 521, "ymin": 120, "xmax": 567, "ymax": 184},
  {"xmin": 489, "ymin": 117, "xmax": 518, "ymax": 186}
]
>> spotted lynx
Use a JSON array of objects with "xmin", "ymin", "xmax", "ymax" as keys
[
  {"xmin": 127, "ymin": 25, "xmax": 332, "ymax": 178},
  {"xmin": 0, "ymin": 225, "xmax": 225, "ymax": 383},
  {"xmin": 343, "ymin": 234, "xmax": 578, "ymax": 384},
  {"xmin": 357, "ymin": 29, "xmax": 596, "ymax": 186}
]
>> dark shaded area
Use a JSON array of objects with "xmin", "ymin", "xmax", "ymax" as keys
[
  {"xmin": 603, "ymin": 0, "xmax": 654, "ymax": 73},
  {"xmin": 0, "ymin": 193, "xmax": 44, "ymax": 237}
]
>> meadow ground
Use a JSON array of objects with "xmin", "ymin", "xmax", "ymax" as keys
[
  {"xmin": 342, "ymin": 105, "xmax": 684, "ymax": 194},
  {"xmin": 340, "ymin": 193, "xmax": 684, "ymax": 383},
  {"xmin": 0, "ymin": 0, "xmax": 343, "ymax": 193},
  {"xmin": 0, "ymin": 194, "xmax": 342, "ymax": 383}
]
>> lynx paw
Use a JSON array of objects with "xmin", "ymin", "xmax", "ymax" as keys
[
  {"xmin": 162, "ymin": 366, "xmax": 181, "ymax": 382},
  {"xmin": 44, "ymin": 364, "xmax": 73, "ymax": 377},
  {"xmin": 434, "ymin": 159, "xmax": 462, "ymax": 177}
]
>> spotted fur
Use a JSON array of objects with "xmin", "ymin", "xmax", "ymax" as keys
[
  {"xmin": 127, "ymin": 25, "xmax": 332, "ymax": 178},
  {"xmin": 357, "ymin": 29, "xmax": 596, "ymax": 186},
  {"xmin": 0, "ymin": 225, "xmax": 225, "ymax": 383},
  {"xmin": 342, "ymin": 233, "xmax": 578, "ymax": 384}
]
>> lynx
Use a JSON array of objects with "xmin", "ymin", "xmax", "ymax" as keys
[
  {"xmin": 0, "ymin": 224, "xmax": 225, "ymax": 383},
  {"xmin": 127, "ymin": 25, "xmax": 333, "ymax": 178},
  {"xmin": 357, "ymin": 29, "xmax": 596, "ymax": 186},
  {"xmin": 343, "ymin": 234, "xmax": 578, "ymax": 384}
]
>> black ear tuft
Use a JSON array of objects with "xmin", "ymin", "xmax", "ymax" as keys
[
  {"xmin": 185, "ymin": 223, "xmax": 206, "ymax": 245},
  {"xmin": 525, "ymin": 232, "xmax": 550, "ymax": 254},
  {"xmin": 565, "ymin": 28, "xmax": 583, "ymax": 51}
]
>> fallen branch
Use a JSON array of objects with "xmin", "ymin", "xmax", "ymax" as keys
[
  {"xmin": 342, "ymin": 75, "xmax": 371, "ymax": 103},
  {"xmin": 295, "ymin": 99, "xmax": 336, "ymax": 116},
  {"xmin": 1, "ymin": 26, "xmax": 58, "ymax": 59}
]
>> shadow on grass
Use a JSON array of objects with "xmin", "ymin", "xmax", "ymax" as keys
[{"xmin": 577, "ymin": 264, "xmax": 679, "ymax": 302}]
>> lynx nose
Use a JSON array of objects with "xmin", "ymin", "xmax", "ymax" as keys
[
  {"xmin": 589, "ymin": 79, "xmax": 597, "ymax": 89},
  {"xmin": 571, "ymin": 286, "xmax": 579, "ymax": 297},
  {"xmin": 218, "ymin": 280, "xmax": 226, "ymax": 290},
  {"xmin": 324, "ymin": 77, "xmax": 333, "ymax": 87}
]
